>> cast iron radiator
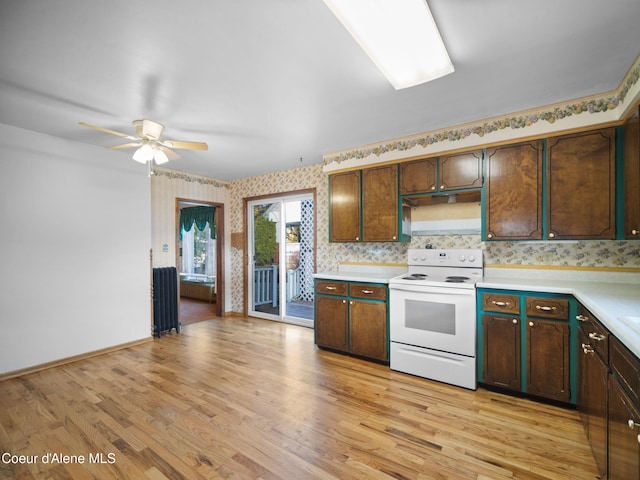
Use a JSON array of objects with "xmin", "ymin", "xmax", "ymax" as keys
[{"xmin": 152, "ymin": 267, "xmax": 181, "ymax": 337}]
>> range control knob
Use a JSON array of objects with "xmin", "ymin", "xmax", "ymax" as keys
[
  {"xmin": 459, "ymin": 255, "xmax": 466, "ymax": 262},
  {"xmin": 468, "ymin": 255, "xmax": 476, "ymax": 263}
]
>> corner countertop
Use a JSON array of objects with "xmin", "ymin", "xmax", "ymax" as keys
[{"xmin": 478, "ymin": 271, "xmax": 640, "ymax": 359}]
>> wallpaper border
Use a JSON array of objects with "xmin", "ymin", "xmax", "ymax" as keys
[{"xmin": 323, "ymin": 55, "xmax": 640, "ymax": 167}]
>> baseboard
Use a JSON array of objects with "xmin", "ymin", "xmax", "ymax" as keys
[{"xmin": 0, "ymin": 337, "xmax": 153, "ymax": 382}]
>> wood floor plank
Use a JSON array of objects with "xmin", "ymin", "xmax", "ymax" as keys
[{"xmin": 0, "ymin": 317, "xmax": 599, "ymax": 479}]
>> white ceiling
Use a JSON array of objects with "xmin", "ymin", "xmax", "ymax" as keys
[{"xmin": 1, "ymin": 0, "xmax": 639, "ymax": 181}]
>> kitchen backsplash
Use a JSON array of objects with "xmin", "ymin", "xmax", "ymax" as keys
[{"xmin": 324, "ymin": 235, "xmax": 640, "ymax": 270}]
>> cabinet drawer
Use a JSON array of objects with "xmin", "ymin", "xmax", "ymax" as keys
[
  {"xmin": 610, "ymin": 336, "xmax": 640, "ymax": 408},
  {"xmin": 315, "ymin": 280, "xmax": 348, "ymax": 296},
  {"xmin": 576, "ymin": 304, "xmax": 609, "ymax": 361},
  {"xmin": 525, "ymin": 297, "xmax": 569, "ymax": 320},
  {"xmin": 482, "ymin": 293, "xmax": 520, "ymax": 314},
  {"xmin": 350, "ymin": 283, "xmax": 387, "ymax": 301}
]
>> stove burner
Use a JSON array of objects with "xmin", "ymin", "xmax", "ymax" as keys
[
  {"xmin": 446, "ymin": 276, "xmax": 470, "ymax": 283},
  {"xmin": 402, "ymin": 273, "xmax": 428, "ymax": 280}
]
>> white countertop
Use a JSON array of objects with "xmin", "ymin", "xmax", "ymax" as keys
[
  {"xmin": 314, "ymin": 263, "xmax": 407, "ymax": 285},
  {"xmin": 478, "ymin": 273, "xmax": 640, "ymax": 358},
  {"xmin": 313, "ymin": 271, "xmax": 401, "ymax": 284}
]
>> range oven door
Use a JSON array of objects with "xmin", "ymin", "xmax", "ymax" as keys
[{"xmin": 389, "ymin": 283, "xmax": 476, "ymax": 357}]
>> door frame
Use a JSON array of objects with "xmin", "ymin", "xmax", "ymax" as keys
[
  {"xmin": 175, "ymin": 198, "xmax": 225, "ymax": 317},
  {"xmin": 243, "ymin": 189, "xmax": 316, "ymax": 321}
]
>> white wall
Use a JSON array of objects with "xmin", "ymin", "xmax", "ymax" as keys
[{"xmin": 0, "ymin": 123, "xmax": 151, "ymax": 374}]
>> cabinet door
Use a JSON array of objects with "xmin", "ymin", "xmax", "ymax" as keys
[
  {"xmin": 329, "ymin": 171, "xmax": 361, "ymax": 242},
  {"xmin": 362, "ymin": 165, "xmax": 399, "ymax": 242},
  {"xmin": 485, "ymin": 141, "xmax": 543, "ymax": 240},
  {"xmin": 400, "ymin": 157, "xmax": 437, "ymax": 194},
  {"xmin": 315, "ymin": 296, "xmax": 349, "ymax": 351},
  {"xmin": 526, "ymin": 319, "xmax": 570, "ymax": 402},
  {"xmin": 577, "ymin": 329, "xmax": 608, "ymax": 478},
  {"xmin": 624, "ymin": 106, "xmax": 640, "ymax": 238},
  {"xmin": 547, "ymin": 128, "xmax": 616, "ymax": 239},
  {"xmin": 578, "ymin": 330, "xmax": 590, "ymax": 427},
  {"xmin": 439, "ymin": 150, "xmax": 483, "ymax": 191},
  {"xmin": 349, "ymin": 300, "xmax": 387, "ymax": 361},
  {"xmin": 609, "ymin": 378, "xmax": 640, "ymax": 480},
  {"xmin": 482, "ymin": 314, "xmax": 521, "ymax": 390}
]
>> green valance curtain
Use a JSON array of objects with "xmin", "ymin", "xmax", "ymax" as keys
[{"xmin": 180, "ymin": 206, "xmax": 216, "ymax": 240}]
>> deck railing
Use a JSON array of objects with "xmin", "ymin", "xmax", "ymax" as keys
[
  {"xmin": 286, "ymin": 268, "xmax": 301, "ymax": 302},
  {"xmin": 254, "ymin": 265, "xmax": 278, "ymax": 307},
  {"xmin": 254, "ymin": 265, "xmax": 303, "ymax": 307}
]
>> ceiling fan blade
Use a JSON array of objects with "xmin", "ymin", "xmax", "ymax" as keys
[
  {"xmin": 79, "ymin": 122, "xmax": 136, "ymax": 140},
  {"xmin": 107, "ymin": 142, "xmax": 141, "ymax": 150},
  {"xmin": 159, "ymin": 145, "xmax": 180, "ymax": 161},
  {"xmin": 161, "ymin": 140, "xmax": 208, "ymax": 151}
]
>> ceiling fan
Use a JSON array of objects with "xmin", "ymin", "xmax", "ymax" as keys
[{"xmin": 79, "ymin": 118, "xmax": 208, "ymax": 165}]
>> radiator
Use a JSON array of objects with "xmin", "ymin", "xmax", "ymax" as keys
[{"xmin": 152, "ymin": 267, "xmax": 181, "ymax": 337}]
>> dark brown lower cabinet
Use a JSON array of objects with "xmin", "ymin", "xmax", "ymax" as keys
[
  {"xmin": 349, "ymin": 300, "xmax": 387, "ymax": 361},
  {"xmin": 482, "ymin": 312, "xmax": 570, "ymax": 402},
  {"xmin": 314, "ymin": 280, "xmax": 388, "ymax": 362},
  {"xmin": 482, "ymin": 314, "xmax": 521, "ymax": 390},
  {"xmin": 314, "ymin": 296, "xmax": 348, "ymax": 351},
  {"xmin": 578, "ymin": 329, "xmax": 608, "ymax": 478},
  {"xmin": 609, "ymin": 378, "xmax": 640, "ymax": 480},
  {"xmin": 526, "ymin": 319, "xmax": 570, "ymax": 402}
]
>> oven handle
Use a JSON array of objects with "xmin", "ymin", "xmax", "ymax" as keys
[{"xmin": 389, "ymin": 283, "xmax": 475, "ymax": 296}]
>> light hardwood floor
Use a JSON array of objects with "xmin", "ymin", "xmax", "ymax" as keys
[{"xmin": 0, "ymin": 317, "xmax": 598, "ymax": 479}]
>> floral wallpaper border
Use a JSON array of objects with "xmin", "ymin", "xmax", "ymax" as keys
[
  {"xmin": 323, "ymin": 57, "xmax": 640, "ymax": 166},
  {"xmin": 153, "ymin": 167, "xmax": 230, "ymax": 188}
]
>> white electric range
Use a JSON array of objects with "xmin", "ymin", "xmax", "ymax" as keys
[{"xmin": 389, "ymin": 248, "xmax": 483, "ymax": 390}]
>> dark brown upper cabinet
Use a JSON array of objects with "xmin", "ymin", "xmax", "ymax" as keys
[
  {"xmin": 546, "ymin": 128, "xmax": 616, "ymax": 240},
  {"xmin": 485, "ymin": 141, "xmax": 543, "ymax": 240},
  {"xmin": 624, "ymin": 106, "xmax": 640, "ymax": 239},
  {"xmin": 400, "ymin": 150, "xmax": 482, "ymax": 195}
]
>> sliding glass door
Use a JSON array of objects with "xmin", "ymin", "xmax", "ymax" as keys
[{"xmin": 247, "ymin": 193, "xmax": 314, "ymax": 327}]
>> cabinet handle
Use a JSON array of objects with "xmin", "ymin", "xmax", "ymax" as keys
[
  {"xmin": 548, "ymin": 232, "xmax": 556, "ymax": 238},
  {"xmin": 512, "ymin": 319, "xmax": 517, "ymax": 324},
  {"xmin": 529, "ymin": 321, "xmax": 534, "ymax": 327},
  {"xmin": 576, "ymin": 314, "xmax": 588, "ymax": 322},
  {"xmin": 392, "ymin": 236, "xmax": 397, "ymax": 240},
  {"xmin": 431, "ymin": 186, "xmax": 436, "ymax": 191},
  {"xmin": 440, "ymin": 185, "xmax": 445, "ymax": 190},
  {"xmin": 349, "ymin": 301, "xmax": 353, "ymax": 305},
  {"xmin": 582, "ymin": 343, "xmax": 594, "ymax": 354},
  {"xmin": 342, "ymin": 300, "xmax": 346, "ymax": 304},
  {"xmin": 361, "ymin": 290, "xmax": 374, "ymax": 294},
  {"xmin": 632, "ymin": 229, "xmax": 639, "ymax": 236},
  {"xmin": 588, "ymin": 332, "xmax": 606, "ymax": 342},
  {"xmin": 487, "ymin": 233, "xmax": 494, "ymax": 239},
  {"xmin": 355, "ymin": 236, "xmax": 360, "ymax": 241},
  {"xmin": 493, "ymin": 301, "xmax": 509, "ymax": 307},
  {"xmin": 325, "ymin": 286, "xmax": 337, "ymax": 291},
  {"xmin": 628, "ymin": 419, "xmax": 640, "ymax": 429},
  {"xmin": 535, "ymin": 305, "xmax": 556, "ymax": 312}
]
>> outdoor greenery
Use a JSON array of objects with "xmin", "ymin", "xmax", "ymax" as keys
[{"xmin": 254, "ymin": 206, "xmax": 276, "ymax": 266}]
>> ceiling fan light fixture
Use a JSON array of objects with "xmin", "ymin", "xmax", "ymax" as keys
[
  {"xmin": 323, "ymin": 0, "xmax": 454, "ymax": 89},
  {"xmin": 153, "ymin": 147, "xmax": 169, "ymax": 165},
  {"xmin": 132, "ymin": 143, "xmax": 154, "ymax": 163}
]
